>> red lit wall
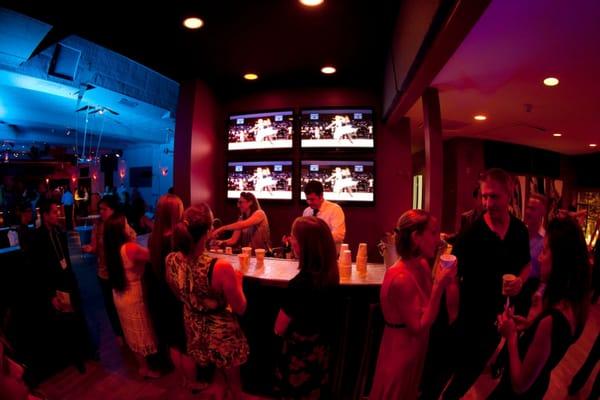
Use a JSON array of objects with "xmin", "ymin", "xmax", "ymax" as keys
[{"xmin": 176, "ymin": 85, "xmax": 414, "ymax": 261}]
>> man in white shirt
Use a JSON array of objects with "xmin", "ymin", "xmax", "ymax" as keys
[{"xmin": 302, "ymin": 180, "xmax": 346, "ymax": 251}]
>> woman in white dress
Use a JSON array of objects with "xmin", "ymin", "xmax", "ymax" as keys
[{"xmin": 104, "ymin": 214, "xmax": 160, "ymax": 378}]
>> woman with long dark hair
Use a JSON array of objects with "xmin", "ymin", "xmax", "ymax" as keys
[
  {"xmin": 166, "ymin": 204, "xmax": 248, "ymax": 397},
  {"xmin": 273, "ymin": 216, "xmax": 340, "ymax": 399},
  {"xmin": 104, "ymin": 214, "xmax": 159, "ymax": 378},
  {"xmin": 211, "ymin": 192, "xmax": 270, "ymax": 252},
  {"xmin": 490, "ymin": 216, "xmax": 592, "ymax": 398},
  {"xmin": 370, "ymin": 210, "xmax": 457, "ymax": 400},
  {"xmin": 146, "ymin": 194, "xmax": 185, "ymax": 367},
  {"xmin": 82, "ymin": 195, "xmax": 129, "ymax": 342}
]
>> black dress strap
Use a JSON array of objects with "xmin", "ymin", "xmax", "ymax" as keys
[{"xmin": 207, "ymin": 257, "xmax": 218, "ymax": 286}]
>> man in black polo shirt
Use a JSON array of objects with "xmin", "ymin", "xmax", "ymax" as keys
[{"xmin": 441, "ymin": 168, "xmax": 530, "ymax": 399}]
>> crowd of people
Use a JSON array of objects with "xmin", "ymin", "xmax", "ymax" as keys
[{"xmin": 1, "ymin": 167, "xmax": 599, "ymax": 400}]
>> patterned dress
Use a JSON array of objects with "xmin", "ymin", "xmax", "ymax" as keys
[
  {"xmin": 112, "ymin": 245, "xmax": 158, "ymax": 356},
  {"xmin": 165, "ymin": 252, "xmax": 249, "ymax": 368}
]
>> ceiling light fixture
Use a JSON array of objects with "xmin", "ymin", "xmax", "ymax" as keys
[
  {"xmin": 552, "ymin": 133, "xmax": 562, "ymax": 137},
  {"xmin": 183, "ymin": 17, "xmax": 204, "ymax": 29},
  {"xmin": 473, "ymin": 114, "xmax": 487, "ymax": 121},
  {"xmin": 543, "ymin": 77, "xmax": 559, "ymax": 87},
  {"xmin": 244, "ymin": 73, "xmax": 258, "ymax": 80},
  {"xmin": 590, "ymin": 143, "xmax": 598, "ymax": 148},
  {"xmin": 300, "ymin": 0, "xmax": 324, "ymax": 6},
  {"xmin": 321, "ymin": 66, "xmax": 336, "ymax": 74}
]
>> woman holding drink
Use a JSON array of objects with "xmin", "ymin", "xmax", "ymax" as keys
[
  {"xmin": 370, "ymin": 210, "xmax": 458, "ymax": 399},
  {"xmin": 490, "ymin": 216, "xmax": 591, "ymax": 399}
]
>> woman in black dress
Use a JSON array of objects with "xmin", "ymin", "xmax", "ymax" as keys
[
  {"xmin": 491, "ymin": 216, "xmax": 592, "ymax": 399},
  {"xmin": 273, "ymin": 216, "xmax": 340, "ymax": 399}
]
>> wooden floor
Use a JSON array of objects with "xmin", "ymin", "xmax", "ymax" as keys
[{"xmin": 36, "ymin": 233, "xmax": 599, "ymax": 399}]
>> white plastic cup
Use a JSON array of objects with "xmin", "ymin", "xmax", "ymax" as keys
[
  {"xmin": 340, "ymin": 243, "xmax": 349, "ymax": 253},
  {"xmin": 238, "ymin": 253, "xmax": 250, "ymax": 272},
  {"xmin": 357, "ymin": 243, "xmax": 367, "ymax": 257},
  {"xmin": 502, "ymin": 274, "xmax": 517, "ymax": 296},
  {"xmin": 341, "ymin": 250, "xmax": 352, "ymax": 265},
  {"xmin": 255, "ymin": 248, "xmax": 265, "ymax": 269},
  {"xmin": 440, "ymin": 254, "xmax": 457, "ymax": 269},
  {"xmin": 225, "ymin": 246, "xmax": 233, "ymax": 255},
  {"xmin": 242, "ymin": 247, "xmax": 252, "ymax": 256}
]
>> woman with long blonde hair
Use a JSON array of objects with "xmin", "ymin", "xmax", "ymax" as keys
[{"xmin": 166, "ymin": 204, "xmax": 249, "ymax": 397}]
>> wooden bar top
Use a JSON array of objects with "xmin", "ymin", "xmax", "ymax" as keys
[{"xmin": 207, "ymin": 251, "xmax": 386, "ymax": 287}]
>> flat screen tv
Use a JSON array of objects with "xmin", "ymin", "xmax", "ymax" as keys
[
  {"xmin": 227, "ymin": 110, "xmax": 294, "ymax": 151},
  {"xmin": 300, "ymin": 108, "xmax": 374, "ymax": 148},
  {"xmin": 227, "ymin": 161, "xmax": 293, "ymax": 200},
  {"xmin": 300, "ymin": 160, "xmax": 374, "ymax": 202}
]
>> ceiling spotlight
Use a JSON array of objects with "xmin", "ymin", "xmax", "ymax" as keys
[
  {"xmin": 321, "ymin": 66, "xmax": 336, "ymax": 74},
  {"xmin": 300, "ymin": 0, "xmax": 324, "ymax": 6},
  {"xmin": 244, "ymin": 73, "xmax": 258, "ymax": 80},
  {"xmin": 543, "ymin": 77, "xmax": 559, "ymax": 87},
  {"xmin": 552, "ymin": 133, "xmax": 562, "ymax": 137},
  {"xmin": 590, "ymin": 143, "xmax": 598, "ymax": 148},
  {"xmin": 183, "ymin": 17, "xmax": 204, "ymax": 29},
  {"xmin": 473, "ymin": 114, "xmax": 487, "ymax": 121}
]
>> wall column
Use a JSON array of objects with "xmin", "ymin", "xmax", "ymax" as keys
[{"xmin": 422, "ymin": 87, "xmax": 443, "ymax": 222}]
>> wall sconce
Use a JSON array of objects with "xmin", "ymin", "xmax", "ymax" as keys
[
  {"xmin": 161, "ymin": 166, "xmax": 169, "ymax": 176},
  {"xmin": 118, "ymin": 159, "xmax": 127, "ymax": 181}
]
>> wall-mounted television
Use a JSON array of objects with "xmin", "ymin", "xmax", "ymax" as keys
[
  {"xmin": 227, "ymin": 161, "xmax": 293, "ymax": 200},
  {"xmin": 227, "ymin": 110, "xmax": 294, "ymax": 151},
  {"xmin": 300, "ymin": 160, "xmax": 374, "ymax": 202},
  {"xmin": 300, "ymin": 108, "xmax": 374, "ymax": 148}
]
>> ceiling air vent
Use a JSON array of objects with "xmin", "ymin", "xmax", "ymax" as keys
[
  {"xmin": 48, "ymin": 43, "xmax": 81, "ymax": 80},
  {"xmin": 118, "ymin": 98, "xmax": 139, "ymax": 108}
]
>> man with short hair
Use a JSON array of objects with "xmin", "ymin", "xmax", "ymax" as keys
[
  {"xmin": 441, "ymin": 168, "xmax": 531, "ymax": 399},
  {"xmin": 302, "ymin": 180, "xmax": 346, "ymax": 251},
  {"xmin": 31, "ymin": 199, "xmax": 93, "ymax": 376}
]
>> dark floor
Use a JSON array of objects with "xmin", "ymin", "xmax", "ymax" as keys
[{"xmin": 36, "ymin": 232, "xmax": 599, "ymax": 399}]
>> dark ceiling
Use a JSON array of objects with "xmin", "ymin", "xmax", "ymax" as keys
[{"xmin": 3, "ymin": 0, "xmax": 400, "ymax": 99}]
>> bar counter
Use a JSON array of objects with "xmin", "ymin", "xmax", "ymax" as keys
[
  {"xmin": 207, "ymin": 251, "xmax": 386, "ymax": 287},
  {"xmin": 210, "ymin": 251, "xmax": 386, "ymax": 398}
]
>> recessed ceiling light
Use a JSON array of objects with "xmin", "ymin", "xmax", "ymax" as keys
[
  {"xmin": 321, "ymin": 66, "xmax": 336, "ymax": 74},
  {"xmin": 300, "ymin": 0, "xmax": 324, "ymax": 6},
  {"xmin": 552, "ymin": 133, "xmax": 562, "ymax": 137},
  {"xmin": 244, "ymin": 73, "xmax": 258, "ymax": 80},
  {"xmin": 590, "ymin": 143, "xmax": 598, "ymax": 148},
  {"xmin": 543, "ymin": 77, "xmax": 559, "ymax": 87},
  {"xmin": 473, "ymin": 114, "xmax": 487, "ymax": 121},
  {"xmin": 183, "ymin": 17, "xmax": 204, "ymax": 29}
]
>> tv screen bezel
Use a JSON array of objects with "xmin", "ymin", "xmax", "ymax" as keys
[
  {"xmin": 226, "ymin": 160, "xmax": 294, "ymax": 202},
  {"xmin": 226, "ymin": 109, "xmax": 295, "ymax": 152},
  {"xmin": 299, "ymin": 159, "xmax": 376, "ymax": 206},
  {"xmin": 299, "ymin": 106, "xmax": 375, "ymax": 150}
]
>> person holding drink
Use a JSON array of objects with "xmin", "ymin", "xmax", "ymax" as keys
[
  {"xmin": 489, "ymin": 216, "xmax": 591, "ymax": 398},
  {"xmin": 370, "ymin": 210, "xmax": 458, "ymax": 399},
  {"xmin": 441, "ymin": 168, "xmax": 531, "ymax": 400}
]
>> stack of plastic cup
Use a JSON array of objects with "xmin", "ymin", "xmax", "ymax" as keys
[
  {"xmin": 340, "ymin": 243, "xmax": 350, "ymax": 254},
  {"xmin": 356, "ymin": 242, "xmax": 368, "ymax": 278},
  {"xmin": 242, "ymin": 247, "xmax": 252, "ymax": 257},
  {"xmin": 339, "ymin": 249, "xmax": 352, "ymax": 279},
  {"xmin": 255, "ymin": 248, "xmax": 265, "ymax": 270},
  {"xmin": 238, "ymin": 253, "xmax": 250, "ymax": 273}
]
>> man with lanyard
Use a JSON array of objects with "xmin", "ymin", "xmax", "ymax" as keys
[
  {"xmin": 441, "ymin": 168, "xmax": 530, "ymax": 399},
  {"xmin": 31, "ymin": 199, "xmax": 92, "ymax": 377},
  {"xmin": 301, "ymin": 180, "xmax": 346, "ymax": 253}
]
